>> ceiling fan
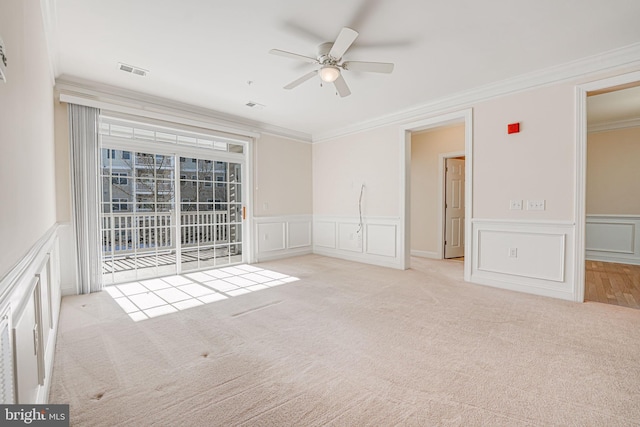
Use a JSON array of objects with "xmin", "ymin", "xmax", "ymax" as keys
[{"xmin": 269, "ymin": 27, "xmax": 394, "ymax": 97}]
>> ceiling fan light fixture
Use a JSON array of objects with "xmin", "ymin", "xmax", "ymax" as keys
[{"xmin": 319, "ymin": 65, "xmax": 340, "ymax": 83}]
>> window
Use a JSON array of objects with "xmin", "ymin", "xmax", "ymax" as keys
[
  {"xmin": 106, "ymin": 149, "xmax": 116, "ymax": 159},
  {"xmin": 112, "ymin": 198, "xmax": 128, "ymax": 211},
  {"xmin": 112, "ymin": 173, "xmax": 128, "ymax": 185},
  {"xmin": 122, "ymin": 151, "xmax": 131, "ymax": 160}
]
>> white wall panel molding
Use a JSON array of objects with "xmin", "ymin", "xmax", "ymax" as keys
[
  {"xmin": 314, "ymin": 221, "xmax": 336, "ymax": 249},
  {"xmin": 0, "ymin": 224, "xmax": 59, "ymax": 305},
  {"xmin": 254, "ymin": 215, "xmax": 312, "ymax": 262},
  {"xmin": 586, "ymin": 215, "xmax": 640, "ymax": 265},
  {"xmin": 471, "ymin": 219, "xmax": 576, "ymax": 301},
  {"xmin": 314, "ymin": 42, "xmax": 640, "ymax": 142},
  {"xmin": 0, "ymin": 223, "xmax": 62, "ymax": 404},
  {"xmin": 313, "ymin": 216, "xmax": 403, "ymax": 269}
]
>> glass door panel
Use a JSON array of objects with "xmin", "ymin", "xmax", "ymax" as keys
[
  {"xmin": 179, "ymin": 157, "xmax": 243, "ymax": 272},
  {"xmin": 101, "ymin": 149, "xmax": 176, "ymax": 284}
]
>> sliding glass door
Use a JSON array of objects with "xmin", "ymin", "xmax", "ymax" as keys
[{"xmin": 100, "ymin": 146, "xmax": 244, "ymax": 285}]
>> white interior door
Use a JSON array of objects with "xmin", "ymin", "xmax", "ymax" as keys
[{"xmin": 444, "ymin": 158, "xmax": 465, "ymax": 259}]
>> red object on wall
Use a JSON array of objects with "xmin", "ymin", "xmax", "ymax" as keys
[{"xmin": 507, "ymin": 122, "xmax": 520, "ymax": 134}]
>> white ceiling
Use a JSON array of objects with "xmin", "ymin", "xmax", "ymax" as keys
[{"xmin": 53, "ymin": 0, "xmax": 640, "ymax": 138}]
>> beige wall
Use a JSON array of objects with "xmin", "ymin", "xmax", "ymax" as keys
[
  {"xmin": 587, "ymin": 127, "xmax": 640, "ymax": 215},
  {"xmin": 411, "ymin": 124, "xmax": 465, "ymax": 254},
  {"xmin": 473, "ymin": 84, "xmax": 575, "ymax": 220},
  {"xmin": 0, "ymin": 0, "xmax": 57, "ymax": 279},
  {"xmin": 254, "ymin": 133, "xmax": 312, "ymax": 217},
  {"xmin": 314, "ymin": 83, "xmax": 577, "ymax": 225},
  {"xmin": 313, "ymin": 125, "xmax": 399, "ymax": 217}
]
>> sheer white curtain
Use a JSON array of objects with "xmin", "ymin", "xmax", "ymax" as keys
[{"xmin": 69, "ymin": 104, "xmax": 103, "ymax": 294}]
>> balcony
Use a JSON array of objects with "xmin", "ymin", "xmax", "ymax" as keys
[{"xmin": 101, "ymin": 210, "xmax": 241, "ymax": 284}]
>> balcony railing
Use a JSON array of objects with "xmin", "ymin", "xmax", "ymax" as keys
[{"xmin": 101, "ymin": 210, "xmax": 230, "ymax": 256}]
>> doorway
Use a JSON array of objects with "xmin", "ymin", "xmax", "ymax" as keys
[
  {"xmin": 401, "ymin": 109, "xmax": 473, "ymax": 280},
  {"xmin": 575, "ymin": 71, "xmax": 640, "ymax": 304},
  {"xmin": 583, "ymin": 82, "xmax": 640, "ymax": 309}
]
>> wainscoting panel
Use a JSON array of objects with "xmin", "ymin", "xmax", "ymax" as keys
[
  {"xmin": 471, "ymin": 220, "xmax": 576, "ymax": 301},
  {"xmin": 254, "ymin": 215, "xmax": 312, "ymax": 262},
  {"xmin": 0, "ymin": 224, "xmax": 62, "ymax": 404},
  {"xmin": 257, "ymin": 223, "xmax": 286, "ymax": 253},
  {"xmin": 313, "ymin": 216, "xmax": 403, "ymax": 269},
  {"xmin": 338, "ymin": 223, "xmax": 363, "ymax": 253},
  {"xmin": 477, "ymin": 230, "xmax": 565, "ymax": 282},
  {"xmin": 366, "ymin": 224, "xmax": 397, "ymax": 258},
  {"xmin": 586, "ymin": 215, "xmax": 640, "ymax": 265},
  {"xmin": 314, "ymin": 222, "xmax": 336, "ymax": 249},
  {"xmin": 288, "ymin": 221, "xmax": 312, "ymax": 249}
]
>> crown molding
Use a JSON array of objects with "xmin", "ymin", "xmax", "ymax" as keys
[
  {"xmin": 588, "ymin": 117, "xmax": 640, "ymax": 133},
  {"xmin": 313, "ymin": 42, "xmax": 640, "ymax": 142},
  {"xmin": 55, "ymin": 76, "xmax": 313, "ymax": 143},
  {"xmin": 39, "ymin": 0, "xmax": 58, "ymax": 86}
]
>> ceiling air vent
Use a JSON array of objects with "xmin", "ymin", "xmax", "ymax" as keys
[
  {"xmin": 245, "ymin": 101, "xmax": 265, "ymax": 110},
  {"xmin": 118, "ymin": 62, "xmax": 148, "ymax": 77}
]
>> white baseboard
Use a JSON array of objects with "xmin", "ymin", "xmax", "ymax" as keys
[
  {"xmin": 410, "ymin": 250, "xmax": 439, "ymax": 259},
  {"xmin": 586, "ymin": 255, "xmax": 640, "ymax": 266}
]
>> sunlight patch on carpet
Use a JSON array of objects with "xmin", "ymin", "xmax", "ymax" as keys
[{"xmin": 104, "ymin": 264, "xmax": 299, "ymax": 321}]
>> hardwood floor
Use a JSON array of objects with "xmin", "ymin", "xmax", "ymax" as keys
[{"xmin": 585, "ymin": 261, "xmax": 640, "ymax": 309}]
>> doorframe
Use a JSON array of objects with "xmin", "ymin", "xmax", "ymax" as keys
[
  {"xmin": 574, "ymin": 70, "xmax": 640, "ymax": 302},
  {"xmin": 439, "ymin": 151, "xmax": 466, "ymax": 259},
  {"xmin": 399, "ymin": 108, "xmax": 473, "ymax": 281}
]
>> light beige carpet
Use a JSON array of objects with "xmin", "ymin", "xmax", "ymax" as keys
[{"xmin": 49, "ymin": 255, "xmax": 640, "ymax": 426}]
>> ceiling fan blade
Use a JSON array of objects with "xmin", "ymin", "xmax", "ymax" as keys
[
  {"xmin": 284, "ymin": 70, "xmax": 318, "ymax": 89},
  {"xmin": 269, "ymin": 49, "xmax": 318, "ymax": 64},
  {"xmin": 333, "ymin": 74, "xmax": 351, "ymax": 97},
  {"xmin": 343, "ymin": 61, "xmax": 394, "ymax": 73},
  {"xmin": 329, "ymin": 27, "xmax": 358, "ymax": 60}
]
